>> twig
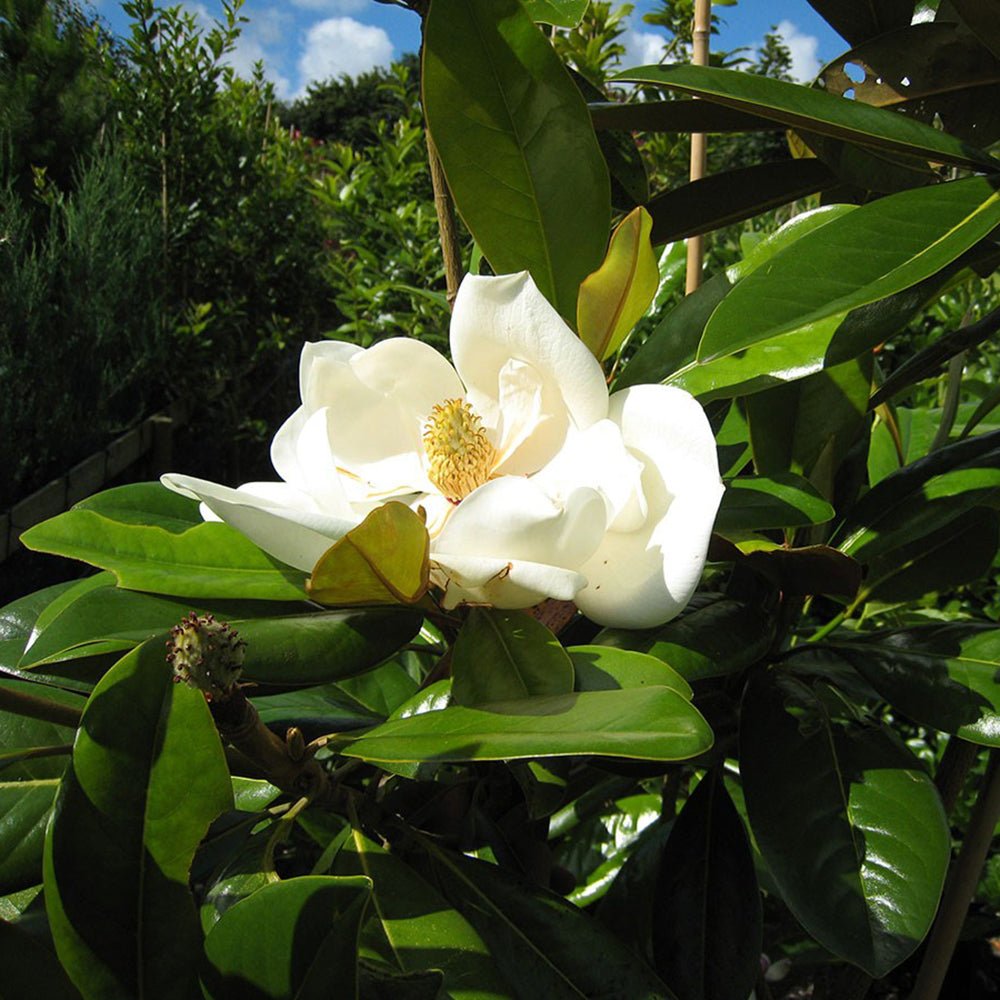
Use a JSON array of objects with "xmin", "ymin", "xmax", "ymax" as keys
[
  {"xmin": 0, "ymin": 685, "xmax": 82, "ymax": 729},
  {"xmin": 425, "ymin": 130, "xmax": 465, "ymax": 308},
  {"xmin": 911, "ymin": 749, "xmax": 1000, "ymax": 1000}
]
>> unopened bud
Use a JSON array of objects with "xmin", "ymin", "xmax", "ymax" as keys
[{"xmin": 166, "ymin": 613, "xmax": 245, "ymax": 701}]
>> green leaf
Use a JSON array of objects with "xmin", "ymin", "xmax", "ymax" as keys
[
  {"xmin": 0, "ymin": 916, "xmax": 81, "ymax": 1000},
  {"xmin": 698, "ymin": 176, "xmax": 1000, "ymax": 363},
  {"xmin": 21, "ymin": 484, "xmax": 308, "ymax": 601},
  {"xmin": 521, "ymin": 0, "xmax": 589, "ymax": 27},
  {"xmin": 569, "ymin": 645, "xmax": 692, "ymax": 700},
  {"xmin": 710, "ymin": 541, "xmax": 863, "ymax": 599},
  {"xmin": 0, "ymin": 580, "xmax": 84, "ymax": 673},
  {"xmin": 423, "ymin": 0, "xmax": 611, "ymax": 321},
  {"xmin": 201, "ymin": 876, "xmax": 371, "ymax": 1000},
  {"xmin": 835, "ymin": 431, "xmax": 1000, "ymax": 599},
  {"xmin": 252, "ymin": 685, "xmax": 381, "ymax": 740},
  {"xmin": 614, "ymin": 64, "xmax": 996, "ymax": 170},
  {"xmin": 0, "ymin": 680, "xmax": 83, "ymax": 894},
  {"xmin": 614, "ymin": 272, "xmax": 731, "ymax": 390},
  {"xmin": 0, "ymin": 780, "xmax": 59, "ymax": 896},
  {"xmin": 593, "ymin": 595, "xmax": 774, "ymax": 683},
  {"xmin": 808, "ymin": 0, "xmax": 924, "ymax": 48},
  {"xmin": 238, "ymin": 610, "xmax": 423, "ymax": 686},
  {"xmin": 18, "ymin": 581, "xmax": 309, "ymax": 669},
  {"xmin": 716, "ymin": 473, "xmax": 835, "ymax": 531},
  {"xmin": 332, "ymin": 830, "xmax": 509, "ymax": 999},
  {"xmin": 408, "ymin": 838, "xmax": 675, "ymax": 999},
  {"xmin": 336, "ymin": 687, "xmax": 713, "ymax": 763},
  {"xmin": 746, "ymin": 354, "xmax": 873, "ymax": 497},
  {"xmin": 652, "ymin": 771, "xmax": 761, "ymax": 1000},
  {"xmin": 796, "ymin": 625, "xmax": 1000, "ymax": 746},
  {"xmin": 577, "ymin": 207, "xmax": 659, "ymax": 360},
  {"xmin": 307, "ymin": 502, "xmax": 429, "ymax": 607},
  {"xmin": 44, "ymin": 640, "xmax": 233, "ymax": 999},
  {"xmin": 646, "ymin": 160, "xmax": 837, "ymax": 245},
  {"xmin": 669, "ymin": 263, "xmax": 959, "ymax": 401},
  {"xmin": 451, "ymin": 608, "xmax": 574, "ymax": 706},
  {"xmin": 740, "ymin": 669, "xmax": 949, "ymax": 977},
  {"xmin": 590, "ymin": 99, "xmax": 778, "ymax": 134}
]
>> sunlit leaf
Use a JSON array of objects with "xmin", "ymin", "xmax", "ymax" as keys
[
  {"xmin": 578, "ymin": 207, "xmax": 660, "ymax": 359},
  {"xmin": 307, "ymin": 502, "xmax": 429, "ymax": 607},
  {"xmin": 424, "ymin": 0, "xmax": 611, "ymax": 321},
  {"xmin": 451, "ymin": 608, "xmax": 574, "ymax": 706}
]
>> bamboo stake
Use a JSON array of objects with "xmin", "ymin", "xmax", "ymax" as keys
[{"xmin": 685, "ymin": 0, "xmax": 711, "ymax": 294}]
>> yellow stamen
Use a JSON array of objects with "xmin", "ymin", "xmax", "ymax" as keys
[{"xmin": 423, "ymin": 398, "xmax": 497, "ymax": 502}]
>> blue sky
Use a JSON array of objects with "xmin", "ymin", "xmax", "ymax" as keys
[{"xmin": 92, "ymin": 0, "xmax": 848, "ymax": 101}]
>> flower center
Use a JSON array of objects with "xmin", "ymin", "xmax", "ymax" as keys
[{"xmin": 423, "ymin": 398, "xmax": 497, "ymax": 502}]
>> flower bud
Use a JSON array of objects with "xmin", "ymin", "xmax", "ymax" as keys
[{"xmin": 166, "ymin": 613, "xmax": 245, "ymax": 701}]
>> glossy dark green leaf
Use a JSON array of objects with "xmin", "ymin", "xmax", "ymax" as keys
[
  {"xmin": 236, "ymin": 610, "xmax": 423, "ymax": 686},
  {"xmin": 835, "ymin": 431, "xmax": 1000, "ymax": 589},
  {"xmin": 815, "ymin": 22, "xmax": 1000, "ymax": 146},
  {"xmin": 614, "ymin": 64, "xmax": 995, "ymax": 170},
  {"xmin": 332, "ymin": 830, "xmax": 510, "ymax": 997},
  {"xmin": 569, "ymin": 645, "xmax": 692, "ymax": 699},
  {"xmin": 252, "ymin": 685, "xmax": 381, "ymax": 741},
  {"xmin": 202, "ymin": 876, "xmax": 371, "ymax": 1000},
  {"xmin": 21, "ymin": 483, "xmax": 308, "ymax": 601},
  {"xmin": 337, "ymin": 688, "xmax": 713, "ymax": 763},
  {"xmin": 697, "ymin": 176, "xmax": 1000, "ymax": 362},
  {"xmin": 871, "ymin": 304, "xmax": 1000, "ymax": 408},
  {"xmin": 614, "ymin": 272, "xmax": 731, "ymax": 391},
  {"xmin": 19, "ymin": 581, "xmax": 309, "ymax": 669},
  {"xmin": 451, "ymin": 608, "xmax": 573, "ymax": 706},
  {"xmin": 716, "ymin": 473, "xmax": 835, "ymax": 531},
  {"xmin": 746, "ymin": 354, "xmax": 873, "ymax": 496},
  {"xmin": 616, "ymin": 206, "xmax": 853, "ymax": 393},
  {"xmin": 741, "ymin": 669, "xmax": 949, "ymax": 976},
  {"xmin": 798, "ymin": 625, "xmax": 1000, "ymax": 745},
  {"xmin": 950, "ymin": 0, "xmax": 1000, "ymax": 60},
  {"xmin": 652, "ymin": 770, "xmax": 761, "ymax": 1000},
  {"xmin": 521, "ymin": 0, "xmax": 588, "ymax": 26},
  {"xmin": 594, "ymin": 596, "xmax": 774, "ymax": 683},
  {"xmin": 0, "ymin": 681, "xmax": 83, "ymax": 894},
  {"xmin": 670, "ymin": 247, "xmax": 977, "ymax": 402},
  {"xmin": 710, "ymin": 541, "xmax": 863, "ymax": 599},
  {"xmin": 0, "ymin": 580, "xmax": 83, "ymax": 673},
  {"xmin": 409, "ymin": 838, "xmax": 674, "ymax": 999},
  {"xmin": 806, "ymin": 0, "xmax": 914, "ymax": 46},
  {"xmin": 423, "ymin": 0, "xmax": 611, "ymax": 321},
  {"xmin": 44, "ymin": 640, "xmax": 233, "ymax": 999},
  {"xmin": 0, "ymin": 916, "xmax": 81, "ymax": 999},
  {"xmin": 590, "ymin": 99, "xmax": 778, "ymax": 134},
  {"xmin": 646, "ymin": 160, "xmax": 837, "ymax": 245},
  {"xmin": 332, "ymin": 660, "xmax": 420, "ymax": 718}
]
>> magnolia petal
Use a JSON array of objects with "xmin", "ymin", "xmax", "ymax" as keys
[
  {"xmin": 161, "ymin": 474, "xmax": 357, "ymax": 572},
  {"xmin": 299, "ymin": 340, "xmax": 364, "ymax": 406},
  {"xmin": 433, "ymin": 476, "xmax": 606, "ymax": 572},
  {"xmin": 271, "ymin": 406, "xmax": 309, "ymax": 487},
  {"xmin": 305, "ymin": 338, "xmax": 462, "ymax": 489},
  {"xmin": 611, "ymin": 383, "xmax": 721, "ymax": 495},
  {"xmin": 573, "ymin": 385, "xmax": 723, "ymax": 628},
  {"xmin": 452, "ymin": 272, "xmax": 608, "ymax": 441},
  {"xmin": 430, "ymin": 553, "xmax": 586, "ymax": 609},
  {"xmin": 533, "ymin": 419, "xmax": 647, "ymax": 533}
]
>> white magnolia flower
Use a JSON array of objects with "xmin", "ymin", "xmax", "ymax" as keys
[{"xmin": 162, "ymin": 271, "xmax": 723, "ymax": 628}]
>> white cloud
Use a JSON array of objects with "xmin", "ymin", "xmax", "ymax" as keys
[
  {"xmin": 290, "ymin": 0, "xmax": 366, "ymax": 10},
  {"xmin": 224, "ymin": 6, "xmax": 295, "ymax": 99},
  {"xmin": 620, "ymin": 27, "xmax": 669, "ymax": 69},
  {"xmin": 775, "ymin": 19, "xmax": 820, "ymax": 82},
  {"xmin": 296, "ymin": 17, "xmax": 393, "ymax": 94}
]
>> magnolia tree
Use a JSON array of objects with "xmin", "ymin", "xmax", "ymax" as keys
[{"xmin": 3, "ymin": 1, "xmax": 1000, "ymax": 998}]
